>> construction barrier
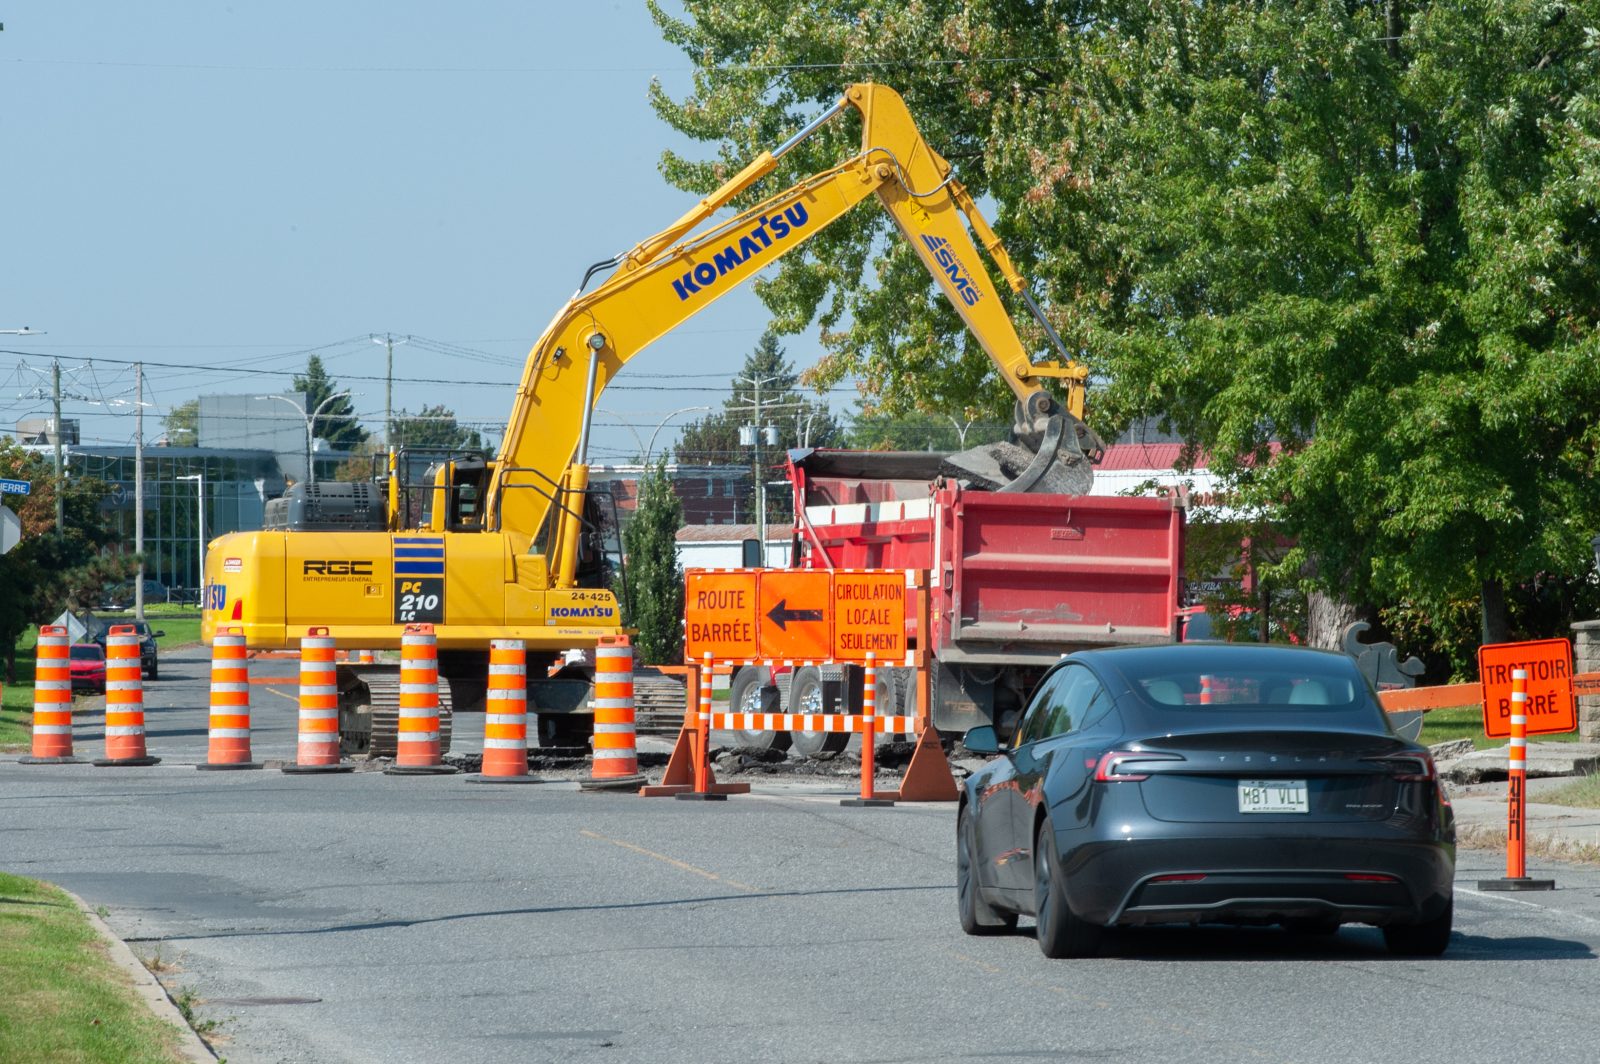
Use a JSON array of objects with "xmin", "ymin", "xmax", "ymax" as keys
[
  {"xmin": 19, "ymin": 625, "xmax": 79, "ymax": 765},
  {"xmin": 467, "ymin": 638, "xmax": 540, "ymax": 784},
  {"xmin": 1479, "ymin": 668, "xmax": 1555, "ymax": 891},
  {"xmin": 283, "ymin": 627, "xmax": 352, "ymax": 774},
  {"xmin": 94, "ymin": 625, "xmax": 159, "ymax": 767},
  {"xmin": 580, "ymin": 635, "xmax": 646, "ymax": 791},
  {"xmin": 198, "ymin": 627, "xmax": 262, "ymax": 770},
  {"xmin": 385, "ymin": 623, "xmax": 457, "ymax": 775}
]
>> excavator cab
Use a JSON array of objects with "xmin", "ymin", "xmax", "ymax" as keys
[{"xmin": 393, "ymin": 448, "xmax": 494, "ymax": 533}]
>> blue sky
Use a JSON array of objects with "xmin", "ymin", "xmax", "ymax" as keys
[{"xmin": 0, "ymin": 2, "xmax": 850, "ymax": 462}]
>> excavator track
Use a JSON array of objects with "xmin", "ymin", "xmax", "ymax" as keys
[{"xmin": 338, "ymin": 664, "xmax": 455, "ymax": 760}]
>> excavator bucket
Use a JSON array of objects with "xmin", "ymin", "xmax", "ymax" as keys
[{"xmin": 939, "ymin": 392, "xmax": 1104, "ymax": 495}]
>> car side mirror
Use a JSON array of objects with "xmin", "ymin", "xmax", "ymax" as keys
[
  {"xmin": 153, "ymin": 631, "xmax": 165, "ymax": 638},
  {"xmin": 962, "ymin": 725, "xmax": 1001, "ymax": 756}
]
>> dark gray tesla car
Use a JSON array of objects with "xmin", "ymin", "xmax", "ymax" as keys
[{"xmin": 956, "ymin": 643, "xmax": 1455, "ymax": 958}]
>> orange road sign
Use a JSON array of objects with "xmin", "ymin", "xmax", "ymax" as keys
[
  {"xmin": 1478, "ymin": 638, "xmax": 1575, "ymax": 739},
  {"xmin": 758, "ymin": 571, "xmax": 831, "ymax": 660},
  {"xmin": 831, "ymin": 571, "xmax": 906, "ymax": 662},
  {"xmin": 685, "ymin": 572, "xmax": 759, "ymax": 661}
]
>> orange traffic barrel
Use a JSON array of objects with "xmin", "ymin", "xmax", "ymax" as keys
[
  {"xmin": 282, "ymin": 628, "xmax": 353, "ymax": 774},
  {"xmin": 580, "ymin": 635, "xmax": 644, "ymax": 791},
  {"xmin": 93, "ymin": 624, "xmax": 160, "ymax": 767},
  {"xmin": 20, "ymin": 625, "xmax": 81, "ymax": 765},
  {"xmin": 385, "ymin": 623, "xmax": 457, "ymax": 775},
  {"xmin": 467, "ymin": 639, "xmax": 540, "ymax": 784},
  {"xmin": 197, "ymin": 627, "xmax": 262, "ymax": 770},
  {"xmin": 356, "ymin": 648, "xmax": 375, "ymax": 664}
]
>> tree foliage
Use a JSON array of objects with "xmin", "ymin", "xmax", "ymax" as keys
[
  {"xmin": 291, "ymin": 355, "xmax": 369, "ymax": 450},
  {"xmin": 674, "ymin": 333, "xmax": 841, "ymax": 463},
  {"xmin": 390, "ymin": 405, "xmax": 483, "ymax": 452},
  {"xmin": 618, "ymin": 458, "xmax": 685, "ymax": 665},
  {"xmin": 649, "ymin": 0, "xmax": 1600, "ymax": 656},
  {"xmin": 0, "ymin": 440, "xmax": 134, "ymax": 681},
  {"xmin": 162, "ymin": 399, "xmax": 198, "ymax": 446}
]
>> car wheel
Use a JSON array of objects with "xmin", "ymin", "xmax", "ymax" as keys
[
  {"xmin": 146, "ymin": 660, "xmax": 158, "ymax": 680},
  {"xmin": 1383, "ymin": 898, "xmax": 1453, "ymax": 957},
  {"xmin": 957, "ymin": 804, "xmax": 1017, "ymax": 935},
  {"xmin": 787, "ymin": 667, "xmax": 849, "ymax": 759},
  {"xmin": 1033, "ymin": 820, "xmax": 1101, "ymax": 959}
]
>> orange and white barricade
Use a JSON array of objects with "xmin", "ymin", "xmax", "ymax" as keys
[
  {"xmin": 385, "ymin": 623, "xmax": 457, "ymax": 775},
  {"xmin": 468, "ymin": 638, "xmax": 540, "ymax": 784},
  {"xmin": 94, "ymin": 624, "xmax": 159, "ymax": 767},
  {"xmin": 283, "ymin": 627, "xmax": 353, "ymax": 774},
  {"xmin": 198, "ymin": 627, "xmax": 261, "ymax": 770},
  {"xmin": 1478, "ymin": 667, "xmax": 1556, "ymax": 891},
  {"xmin": 581, "ymin": 635, "xmax": 645, "ymax": 791},
  {"xmin": 841, "ymin": 651, "xmax": 894, "ymax": 807},
  {"xmin": 20, "ymin": 625, "xmax": 80, "ymax": 765}
]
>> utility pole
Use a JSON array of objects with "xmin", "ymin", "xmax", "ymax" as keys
[
  {"xmin": 135, "ymin": 363, "xmax": 145, "ymax": 621},
  {"xmin": 371, "ymin": 334, "xmax": 410, "ymax": 449},
  {"xmin": 738, "ymin": 374, "xmax": 781, "ymax": 566},
  {"xmin": 52, "ymin": 359, "xmax": 64, "ymax": 536}
]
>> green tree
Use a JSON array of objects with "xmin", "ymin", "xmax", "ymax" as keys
[
  {"xmin": 162, "ymin": 399, "xmax": 198, "ymax": 446},
  {"xmin": 0, "ymin": 441, "xmax": 134, "ymax": 681},
  {"xmin": 846, "ymin": 403, "xmax": 1005, "ymax": 451},
  {"xmin": 649, "ymin": 1, "xmax": 1600, "ymax": 657},
  {"xmin": 390, "ymin": 405, "xmax": 484, "ymax": 452},
  {"xmin": 617, "ymin": 458, "xmax": 685, "ymax": 665},
  {"xmin": 291, "ymin": 355, "xmax": 369, "ymax": 450}
]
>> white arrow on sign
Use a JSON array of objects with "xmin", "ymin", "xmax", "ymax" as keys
[{"xmin": 1, "ymin": 507, "xmax": 20, "ymax": 555}]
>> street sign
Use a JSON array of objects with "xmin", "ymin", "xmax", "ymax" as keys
[
  {"xmin": 685, "ymin": 571, "xmax": 760, "ymax": 661},
  {"xmin": 684, "ymin": 568, "xmax": 909, "ymax": 664},
  {"xmin": 0, "ymin": 507, "xmax": 20, "ymax": 555},
  {"xmin": 0, "ymin": 478, "xmax": 30, "ymax": 496},
  {"xmin": 832, "ymin": 570, "xmax": 907, "ymax": 660},
  {"xmin": 1478, "ymin": 638, "xmax": 1576, "ymax": 738},
  {"xmin": 758, "ymin": 571, "xmax": 831, "ymax": 660}
]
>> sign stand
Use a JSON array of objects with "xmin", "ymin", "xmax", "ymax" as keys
[
  {"xmin": 1479, "ymin": 668, "xmax": 1555, "ymax": 892},
  {"xmin": 641, "ymin": 654, "xmax": 749, "ymax": 799}
]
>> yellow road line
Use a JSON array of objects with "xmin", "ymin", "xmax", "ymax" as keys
[{"xmin": 579, "ymin": 829, "xmax": 759, "ymax": 893}]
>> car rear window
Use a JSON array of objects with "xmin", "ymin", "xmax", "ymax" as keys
[
  {"xmin": 1125, "ymin": 661, "xmax": 1367, "ymax": 712},
  {"xmin": 70, "ymin": 645, "xmax": 104, "ymax": 661}
]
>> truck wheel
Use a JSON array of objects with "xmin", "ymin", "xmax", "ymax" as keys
[
  {"xmin": 721, "ymin": 667, "xmax": 791, "ymax": 754},
  {"xmin": 788, "ymin": 666, "xmax": 848, "ymax": 759}
]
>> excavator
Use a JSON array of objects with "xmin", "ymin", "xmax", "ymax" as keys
[{"xmin": 200, "ymin": 83, "xmax": 1103, "ymax": 755}]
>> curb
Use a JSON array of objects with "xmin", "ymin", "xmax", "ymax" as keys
[{"xmin": 64, "ymin": 889, "xmax": 217, "ymax": 1063}]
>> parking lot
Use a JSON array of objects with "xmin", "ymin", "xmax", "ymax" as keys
[{"xmin": 5, "ymin": 646, "xmax": 1600, "ymax": 1063}]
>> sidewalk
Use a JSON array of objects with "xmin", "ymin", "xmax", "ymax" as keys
[{"xmin": 1446, "ymin": 743, "xmax": 1600, "ymax": 858}]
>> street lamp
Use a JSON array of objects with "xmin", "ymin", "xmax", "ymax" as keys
[
  {"xmin": 176, "ymin": 472, "xmax": 205, "ymax": 596},
  {"xmin": 644, "ymin": 405, "xmax": 710, "ymax": 462},
  {"xmin": 255, "ymin": 391, "xmax": 355, "ymax": 486}
]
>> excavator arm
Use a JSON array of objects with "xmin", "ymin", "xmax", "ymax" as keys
[{"xmin": 490, "ymin": 83, "xmax": 1102, "ymax": 588}]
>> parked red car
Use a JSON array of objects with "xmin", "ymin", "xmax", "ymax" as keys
[{"xmin": 68, "ymin": 643, "xmax": 107, "ymax": 694}]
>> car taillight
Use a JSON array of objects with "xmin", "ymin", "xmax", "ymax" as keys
[
  {"xmin": 1364, "ymin": 751, "xmax": 1436, "ymax": 782},
  {"xmin": 1344, "ymin": 873, "xmax": 1398, "ymax": 883},
  {"xmin": 1151, "ymin": 873, "xmax": 1207, "ymax": 883},
  {"xmin": 1093, "ymin": 750, "xmax": 1185, "ymax": 782}
]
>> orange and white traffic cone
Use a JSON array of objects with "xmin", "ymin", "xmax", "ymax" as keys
[
  {"xmin": 467, "ymin": 638, "xmax": 540, "ymax": 784},
  {"xmin": 20, "ymin": 625, "xmax": 80, "ymax": 765},
  {"xmin": 94, "ymin": 624, "xmax": 160, "ymax": 767},
  {"xmin": 385, "ymin": 623, "xmax": 457, "ymax": 775},
  {"xmin": 282, "ymin": 627, "xmax": 352, "ymax": 774},
  {"xmin": 197, "ymin": 627, "xmax": 262, "ymax": 770},
  {"xmin": 356, "ymin": 648, "xmax": 375, "ymax": 664},
  {"xmin": 581, "ymin": 635, "xmax": 644, "ymax": 791}
]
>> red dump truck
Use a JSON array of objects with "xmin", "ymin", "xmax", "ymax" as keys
[{"xmin": 720, "ymin": 449, "xmax": 1186, "ymax": 755}]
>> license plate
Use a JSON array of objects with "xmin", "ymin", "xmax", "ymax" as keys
[{"xmin": 1238, "ymin": 779, "xmax": 1309, "ymax": 814}]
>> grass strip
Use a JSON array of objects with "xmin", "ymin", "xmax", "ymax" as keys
[
  {"xmin": 1418, "ymin": 705, "xmax": 1581, "ymax": 750},
  {"xmin": 0, "ymin": 873, "xmax": 188, "ymax": 1063},
  {"xmin": 1536, "ymin": 774, "xmax": 1600, "ymax": 810}
]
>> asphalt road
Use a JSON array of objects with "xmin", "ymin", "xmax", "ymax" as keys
[{"xmin": 5, "ymin": 647, "xmax": 1600, "ymax": 1063}]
